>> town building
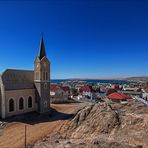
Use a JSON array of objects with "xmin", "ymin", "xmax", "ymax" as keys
[
  {"xmin": 78, "ymin": 85, "xmax": 96, "ymax": 100},
  {"xmin": 107, "ymin": 92, "xmax": 132, "ymax": 103},
  {"xmin": 0, "ymin": 37, "xmax": 50, "ymax": 119},
  {"xmin": 50, "ymin": 84, "xmax": 70, "ymax": 103}
]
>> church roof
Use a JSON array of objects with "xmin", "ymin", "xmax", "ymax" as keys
[
  {"xmin": 1, "ymin": 69, "xmax": 34, "ymax": 90},
  {"xmin": 38, "ymin": 36, "xmax": 46, "ymax": 60}
]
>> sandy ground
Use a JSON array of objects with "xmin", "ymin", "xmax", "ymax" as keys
[{"xmin": 0, "ymin": 103, "xmax": 81, "ymax": 148}]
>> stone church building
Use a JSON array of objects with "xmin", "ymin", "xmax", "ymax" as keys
[{"xmin": 0, "ymin": 37, "xmax": 50, "ymax": 119}]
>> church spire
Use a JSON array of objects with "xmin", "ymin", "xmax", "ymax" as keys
[{"xmin": 38, "ymin": 36, "xmax": 46, "ymax": 60}]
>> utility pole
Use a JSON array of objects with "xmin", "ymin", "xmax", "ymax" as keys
[{"xmin": 24, "ymin": 125, "xmax": 27, "ymax": 148}]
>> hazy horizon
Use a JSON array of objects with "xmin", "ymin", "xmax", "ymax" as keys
[{"xmin": 1, "ymin": 67, "xmax": 148, "ymax": 80}]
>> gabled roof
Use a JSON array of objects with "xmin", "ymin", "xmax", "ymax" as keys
[
  {"xmin": 50, "ymin": 84, "xmax": 70, "ymax": 93},
  {"xmin": 38, "ymin": 36, "xmax": 46, "ymax": 60},
  {"xmin": 61, "ymin": 86, "xmax": 70, "ymax": 92},
  {"xmin": 1, "ymin": 69, "xmax": 34, "ymax": 90},
  {"xmin": 50, "ymin": 84, "xmax": 61, "ymax": 92},
  {"xmin": 79, "ymin": 85, "xmax": 93, "ymax": 92}
]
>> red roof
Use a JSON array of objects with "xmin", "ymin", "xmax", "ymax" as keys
[
  {"xmin": 61, "ymin": 86, "xmax": 70, "ymax": 92},
  {"xmin": 79, "ymin": 85, "xmax": 92, "ymax": 92},
  {"xmin": 50, "ymin": 84, "xmax": 61, "ymax": 92},
  {"xmin": 51, "ymin": 84, "xmax": 70, "ymax": 92},
  {"xmin": 108, "ymin": 92, "xmax": 132, "ymax": 100}
]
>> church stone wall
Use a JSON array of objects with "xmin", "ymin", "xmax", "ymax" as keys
[
  {"xmin": 5, "ymin": 89, "xmax": 37, "ymax": 118},
  {"xmin": 35, "ymin": 82, "xmax": 50, "ymax": 113}
]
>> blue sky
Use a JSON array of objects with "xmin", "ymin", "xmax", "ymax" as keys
[{"xmin": 0, "ymin": 0, "xmax": 148, "ymax": 79}]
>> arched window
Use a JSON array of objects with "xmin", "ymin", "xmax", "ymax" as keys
[
  {"xmin": 19, "ymin": 97, "xmax": 24, "ymax": 110},
  {"xmin": 43, "ymin": 72, "xmax": 48, "ymax": 80},
  {"xmin": 9, "ymin": 98, "xmax": 14, "ymax": 112},
  {"xmin": 43, "ymin": 72, "xmax": 45, "ymax": 80},
  {"xmin": 35, "ymin": 72, "xmax": 39, "ymax": 80},
  {"xmin": 28, "ymin": 96, "xmax": 32, "ymax": 108},
  {"xmin": 44, "ymin": 83, "xmax": 47, "ymax": 89},
  {"xmin": 46, "ymin": 72, "xmax": 48, "ymax": 80}
]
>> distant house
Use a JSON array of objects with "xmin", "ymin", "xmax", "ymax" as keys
[
  {"xmin": 50, "ymin": 84, "xmax": 69, "ymax": 103},
  {"xmin": 99, "ymin": 86, "xmax": 107, "ymax": 93},
  {"xmin": 107, "ymin": 92, "xmax": 132, "ymax": 103},
  {"xmin": 120, "ymin": 90, "xmax": 142, "ymax": 97},
  {"xmin": 110, "ymin": 84, "xmax": 120, "ymax": 90},
  {"xmin": 61, "ymin": 86, "xmax": 71, "ymax": 97},
  {"xmin": 123, "ymin": 87, "xmax": 139, "ymax": 91},
  {"xmin": 106, "ymin": 88, "xmax": 117, "ymax": 95},
  {"xmin": 79, "ymin": 85, "xmax": 94, "ymax": 99}
]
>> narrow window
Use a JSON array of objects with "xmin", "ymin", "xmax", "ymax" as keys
[
  {"xmin": 28, "ymin": 96, "xmax": 32, "ymax": 108},
  {"xmin": 9, "ymin": 98, "xmax": 14, "ymax": 112},
  {"xmin": 36, "ymin": 72, "xmax": 39, "ymax": 80},
  {"xmin": 46, "ymin": 72, "xmax": 48, "ymax": 80},
  {"xmin": 19, "ymin": 97, "xmax": 24, "ymax": 110},
  {"xmin": 43, "ymin": 72, "xmax": 46, "ymax": 80},
  {"xmin": 44, "ymin": 83, "xmax": 47, "ymax": 89},
  {"xmin": 43, "ymin": 72, "xmax": 48, "ymax": 80}
]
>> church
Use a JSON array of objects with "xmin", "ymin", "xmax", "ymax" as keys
[{"xmin": 0, "ymin": 37, "xmax": 50, "ymax": 119}]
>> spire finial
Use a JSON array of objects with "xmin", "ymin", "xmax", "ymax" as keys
[{"xmin": 38, "ymin": 35, "xmax": 46, "ymax": 60}]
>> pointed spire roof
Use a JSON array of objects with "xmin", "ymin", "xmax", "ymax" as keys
[{"xmin": 38, "ymin": 36, "xmax": 46, "ymax": 60}]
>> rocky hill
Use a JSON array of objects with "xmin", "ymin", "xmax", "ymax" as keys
[{"xmin": 34, "ymin": 101, "xmax": 148, "ymax": 148}]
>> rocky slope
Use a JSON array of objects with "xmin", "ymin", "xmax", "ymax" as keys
[{"xmin": 34, "ymin": 101, "xmax": 148, "ymax": 148}]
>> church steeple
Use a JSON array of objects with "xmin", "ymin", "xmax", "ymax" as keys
[
  {"xmin": 34, "ymin": 36, "xmax": 50, "ymax": 114},
  {"xmin": 38, "ymin": 36, "xmax": 46, "ymax": 60}
]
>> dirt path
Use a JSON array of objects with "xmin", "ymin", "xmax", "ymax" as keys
[{"xmin": 0, "ymin": 103, "xmax": 81, "ymax": 148}]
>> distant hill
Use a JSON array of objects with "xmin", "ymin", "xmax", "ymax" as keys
[
  {"xmin": 125, "ymin": 77, "xmax": 148, "ymax": 82},
  {"xmin": 52, "ymin": 77, "xmax": 148, "ymax": 83}
]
